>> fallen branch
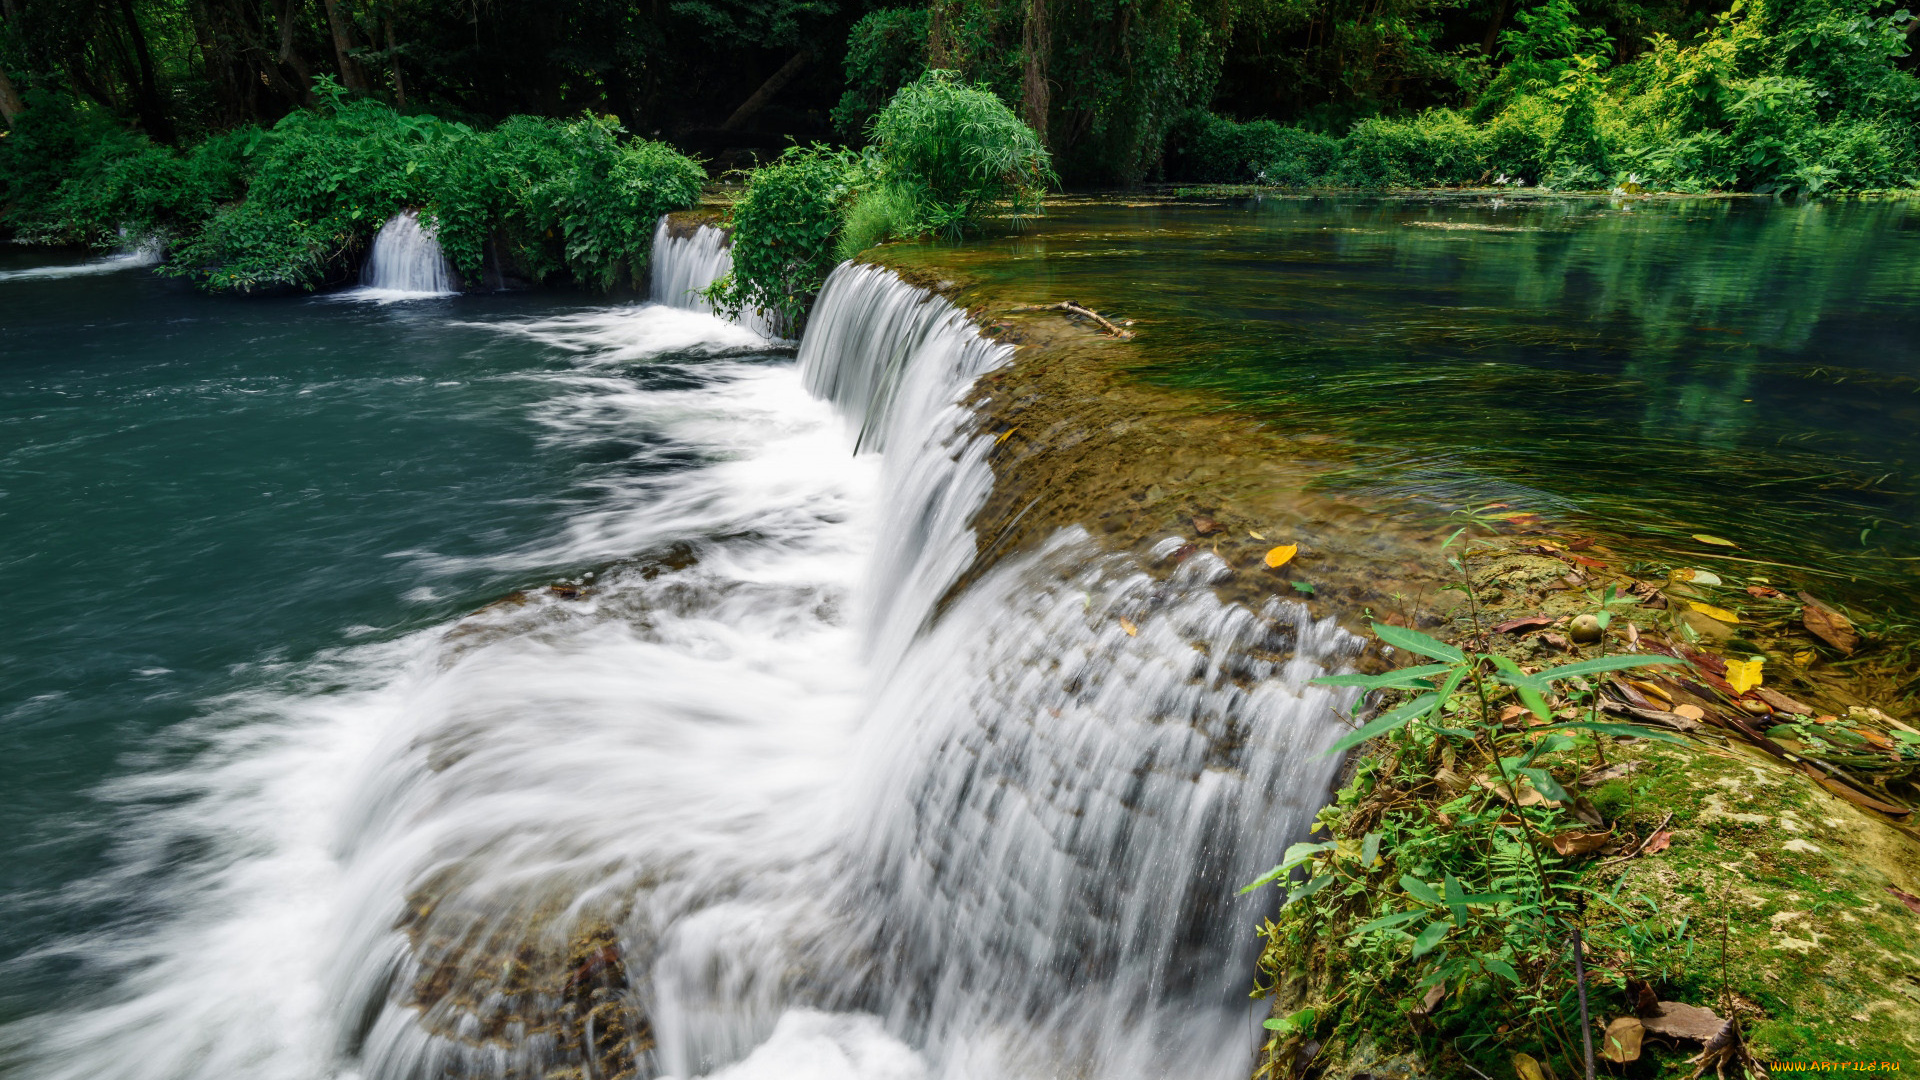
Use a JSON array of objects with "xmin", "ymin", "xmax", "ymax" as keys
[{"xmin": 1007, "ymin": 301, "xmax": 1136, "ymax": 339}]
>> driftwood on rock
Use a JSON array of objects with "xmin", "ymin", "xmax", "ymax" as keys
[{"xmin": 1008, "ymin": 301, "xmax": 1136, "ymax": 340}]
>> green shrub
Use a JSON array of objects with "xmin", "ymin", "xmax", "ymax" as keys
[
  {"xmin": 1336, "ymin": 110, "xmax": 1485, "ymax": 187},
  {"xmin": 1163, "ymin": 111, "xmax": 1341, "ymax": 185},
  {"xmin": 708, "ymin": 145, "xmax": 864, "ymax": 333},
  {"xmin": 867, "ymin": 69, "xmax": 1053, "ymax": 231}
]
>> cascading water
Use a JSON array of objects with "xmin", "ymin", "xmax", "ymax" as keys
[
  {"xmin": 2, "ymin": 242, "xmax": 1359, "ymax": 1080},
  {"xmin": 359, "ymin": 210, "xmax": 458, "ymax": 296},
  {"xmin": 650, "ymin": 217, "xmax": 779, "ymax": 338}
]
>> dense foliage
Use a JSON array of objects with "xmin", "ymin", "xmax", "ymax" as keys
[
  {"xmin": 710, "ymin": 70, "xmax": 1052, "ymax": 331},
  {"xmin": 0, "ymin": 81, "xmax": 704, "ymax": 291},
  {"xmin": 1168, "ymin": 0, "xmax": 1920, "ymax": 193}
]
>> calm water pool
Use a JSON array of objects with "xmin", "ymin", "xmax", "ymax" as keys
[{"xmin": 892, "ymin": 194, "xmax": 1920, "ymax": 606}]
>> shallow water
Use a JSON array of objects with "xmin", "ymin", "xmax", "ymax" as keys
[{"xmin": 891, "ymin": 195, "xmax": 1920, "ymax": 606}]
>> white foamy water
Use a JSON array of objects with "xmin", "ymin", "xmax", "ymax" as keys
[
  {"xmin": 650, "ymin": 217, "xmax": 780, "ymax": 339},
  {"xmin": 3, "ymin": 255, "xmax": 1360, "ymax": 1080},
  {"xmin": 350, "ymin": 210, "xmax": 458, "ymax": 300},
  {"xmin": 0, "ymin": 244, "xmax": 161, "ymax": 282}
]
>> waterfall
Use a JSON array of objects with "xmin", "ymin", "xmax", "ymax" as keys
[
  {"xmin": 359, "ymin": 210, "xmax": 458, "ymax": 296},
  {"xmin": 650, "ymin": 216, "xmax": 778, "ymax": 338},
  {"xmin": 2, "ymin": 250, "xmax": 1360, "ymax": 1080}
]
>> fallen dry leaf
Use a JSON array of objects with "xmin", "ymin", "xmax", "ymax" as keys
[
  {"xmin": 1801, "ymin": 765, "xmax": 1912, "ymax": 816},
  {"xmin": 1247, "ymin": 529, "xmax": 1266, "ymax": 540},
  {"xmin": 1752, "ymin": 686, "xmax": 1815, "ymax": 716},
  {"xmin": 1799, "ymin": 592, "xmax": 1859, "ymax": 654},
  {"xmin": 1263, "ymin": 544, "xmax": 1298, "ymax": 569},
  {"xmin": 1602, "ymin": 1016, "xmax": 1645, "ymax": 1064},
  {"xmin": 1493, "ymin": 615, "xmax": 1554, "ymax": 634},
  {"xmin": 1687, "ymin": 600, "xmax": 1741, "ymax": 624},
  {"xmin": 1478, "ymin": 774, "xmax": 1551, "ymax": 807},
  {"xmin": 1550, "ymin": 828, "xmax": 1613, "ymax": 856},
  {"xmin": 1511, "ymin": 1052, "xmax": 1547, "ymax": 1080},
  {"xmin": 1628, "ymin": 678, "xmax": 1674, "ymax": 704},
  {"xmin": 1887, "ymin": 886, "xmax": 1920, "ymax": 915},
  {"xmin": 1747, "ymin": 584, "xmax": 1785, "ymax": 599},
  {"xmin": 1411, "ymin": 983, "xmax": 1446, "ymax": 1017},
  {"xmin": 1191, "ymin": 515, "xmax": 1222, "ymax": 536},
  {"xmin": 1642, "ymin": 830, "xmax": 1673, "ymax": 854},
  {"xmin": 1692, "ymin": 534, "xmax": 1738, "ymax": 547},
  {"xmin": 1568, "ymin": 537, "xmax": 1597, "ymax": 551},
  {"xmin": 1499, "ymin": 704, "xmax": 1533, "ymax": 724},
  {"xmin": 1725, "ymin": 656, "xmax": 1764, "ymax": 695},
  {"xmin": 1672, "ymin": 704, "xmax": 1706, "ymax": 721},
  {"xmin": 1540, "ymin": 632, "xmax": 1572, "ymax": 651},
  {"xmin": 1672, "ymin": 568, "xmax": 1723, "ymax": 586},
  {"xmin": 1118, "ymin": 616, "xmax": 1138, "ymax": 637},
  {"xmin": 1642, "ymin": 1001, "xmax": 1727, "ymax": 1041}
]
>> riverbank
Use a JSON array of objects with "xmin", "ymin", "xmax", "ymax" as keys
[{"xmin": 852, "ymin": 205, "xmax": 1920, "ymax": 1077}]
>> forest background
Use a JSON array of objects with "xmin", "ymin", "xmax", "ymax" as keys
[{"xmin": 1, "ymin": 0, "xmax": 1917, "ymax": 297}]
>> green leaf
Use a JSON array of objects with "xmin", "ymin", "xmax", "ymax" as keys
[
  {"xmin": 1489, "ymin": 654, "xmax": 1552, "ymax": 721},
  {"xmin": 1312, "ymin": 663, "xmax": 1453, "ymax": 690},
  {"xmin": 1371, "ymin": 622, "xmax": 1465, "ymax": 663},
  {"xmin": 1326, "ymin": 693, "xmax": 1442, "ymax": 755},
  {"xmin": 1480, "ymin": 956, "xmax": 1522, "ymax": 984},
  {"xmin": 1411, "ymin": 918, "xmax": 1451, "ymax": 958},
  {"xmin": 1444, "ymin": 873, "xmax": 1469, "ymax": 927},
  {"xmin": 1401, "ymin": 875, "xmax": 1442, "ymax": 906},
  {"xmin": 1536, "ymin": 720, "xmax": 1689, "ymax": 745},
  {"xmin": 1535, "ymin": 654, "xmax": 1686, "ymax": 681},
  {"xmin": 1263, "ymin": 1006, "xmax": 1317, "ymax": 1035},
  {"xmin": 1287, "ymin": 874, "xmax": 1335, "ymax": 906},
  {"xmin": 1349, "ymin": 908, "xmax": 1428, "ymax": 936},
  {"xmin": 1519, "ymin": 767, "xmax": 1571, "ymax": 804},
  {"xmin": 1360, "ymin": 831, "xmax": 1382, "ymax": 869}
]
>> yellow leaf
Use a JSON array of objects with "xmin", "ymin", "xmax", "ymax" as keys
[
  {"xmin": 1264, "ymin": 544, "xmax": 1299, "ymax": 569},
  {"xmin": 1513, "ymin": 1052, "xmax": 1547, "ymax": 1080},
  {"xmin": 1692, "ymin": 534, "xmax": 1738, "ymax": 547},
  {"xmin": 1687, "ymin": 600, "xmax": 1740, "ymax": 623},
  {"xmin": 1726, "ymin": 656, "xmax": 1764, "ymax": 695},
  {"xmin": 1248, "ymin": 529, "xmax": 1266, "ymax": 540},
  {"xmin": 1792, "ymin": 649, "xmax": 1815, "ymax": 666},
  {"xmin": 994, "ymin": 426, "xmax": 1019, "ymax": 445},
  {"xmin": 1118, "ymin": 616, "xmax": 1138, "ymax": 637}
]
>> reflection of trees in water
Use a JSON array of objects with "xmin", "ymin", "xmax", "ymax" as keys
[{"xmin": 903, "ymin": 197, "xmax": 1920, "ymax": 603}]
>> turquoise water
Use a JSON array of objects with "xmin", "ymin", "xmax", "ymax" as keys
[
  {"xmin": 903, "ymin": 195, "xmax": 1920, "ymax": 606},
  {"xmin": 0, "ymin": 260, "xmax": 762, "ymax": 1023}
]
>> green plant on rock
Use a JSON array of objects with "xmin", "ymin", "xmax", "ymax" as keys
[
  {"xmin": 1242, "ymin": 612, "xmax": 1695, "ymax": 1079},
  {"xmin": 707, "ymin": 144, "xmax": 866, "ymax": 333}
]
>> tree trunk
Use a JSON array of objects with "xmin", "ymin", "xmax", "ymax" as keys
[
  {"xmin": 117, "ymin": 0, "xmax": 177, "ymax": 141},
  {"xmin": 276, "ymin": 0, "xmax": 316, "ymax": 103},
  {"xmin": 1021, "ymin": 0, "xmax": 1050, "ymax": 144},
  {"xmin": 1481, "ymin": 0, "xmax": 1510, "ymax": 54},
  {"xmin": 322, "ymin": 0, "xmax": 369, "ymax": 91},
  {"xmin": 718, "ymin": 49, "xmax": 810, "ymax": 131},
  {"xmin": 386, "ymin": 16, "xmax": 405, "ymax": 107},
  {"xmin": 0, "ymin": 65, "xmax": 24, "ymax": 124}
]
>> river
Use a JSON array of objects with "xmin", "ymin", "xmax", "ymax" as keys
[{"xmin": 1, "ymin": 195, "xmax": 1914, "ymax": 1080}]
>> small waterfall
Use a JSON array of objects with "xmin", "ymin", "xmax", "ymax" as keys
[
  {"xmin": 2, "ymin": 254, "xmax": 1361, "ymax": 1080},
  {"xmin": 650, "ymin": 217, "xmax": 777, "ymax": 338},
  {"xmin": 772, "ymin": 262, "xmax": 1362, "ymax": 1079},
  {"xmin": 360, "ymin": 210, "xmax": 457, "ymax": 295}
]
